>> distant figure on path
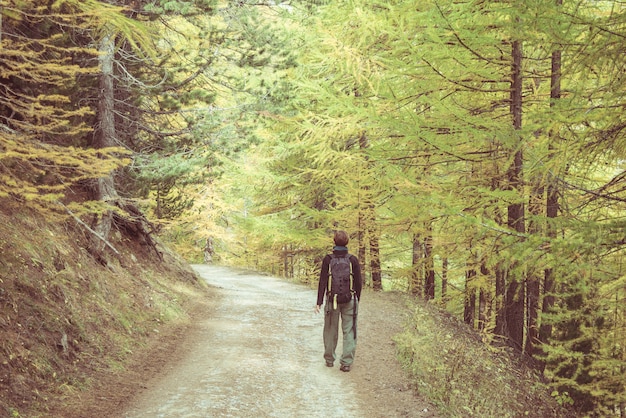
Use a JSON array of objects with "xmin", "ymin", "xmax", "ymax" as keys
[
  {"xmin": 315, "ymin": 230, "xmax": 362, "ymax": 372},
  {"xmin": 204, "ymin": 237, "xmax": 214, "ymax": 263}
]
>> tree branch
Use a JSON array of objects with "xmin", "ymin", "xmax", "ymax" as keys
[{"xmin": 57, "ymin": 202, "xmax": 120, "ymax": 255}]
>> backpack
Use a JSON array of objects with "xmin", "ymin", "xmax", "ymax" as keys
[{"xmin": 328, "ymin": 254, "xmax": 353, "ymax": 304}]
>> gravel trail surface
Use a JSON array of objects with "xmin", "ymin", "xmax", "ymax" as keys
[
  {"xmin": 123, "ymin": 266, "xmax": 358, "ymax": 417},
  {"xmin": 121, "ymin": 265, "xmax": 436, "ymax": 418}
]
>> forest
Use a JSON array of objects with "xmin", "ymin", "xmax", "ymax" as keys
[{"xmin": 0, "ymin": 0, "xmax": 624, "ymax": 416}]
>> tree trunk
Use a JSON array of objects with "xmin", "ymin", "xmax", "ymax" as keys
[
  {"xmin": 95, "ymin": 32, "xmax": 117, "ymax": 157},
  {"xmin": 410, "ymin": 233, "xmax": 423, "ymax": 297},
  {"xmin": 479, "ymin": 262, "xmax": 490, "ymax": 331},
  {"xmin": 539, "ymin": 33, "xmax": 562, "ymax": 361},
  {"xmin": 283, "ymin": 245, "xmax": 289, "ymax": 278},
  {"xmin": 357, "ymin": 210, "xmax": 368, "ymax": 287},
  {"xmin": 357, "ymin": 131, "xmax": 370, "ymax": 287},
  {"xmin": 424, "ymin": 223, "xmax": 435, "ymax": 300},
  {"xmin": 90, "ymin": 33, "xmax": 120, "ymax": 258},
  {"xmin": 525, "ymin": 181, "xmax": 543, "ymax": 357},
  {"xmin": 155, "ymin": 184, "xmax": 162, "ymax": 219},
  {"xmin": 539, "ymin": 179, "xmax": 558, "ymax": 344},
  {"xmin": 88, "ymin": 32, "xmax": 161, "ymax": 262},
  {"xmin": 525, "ymin": 272, "xmax": 540, "ymax": 356},
  {"xmin": 369, "ymin": 228, "xmax": 382, "ymax": 291},
  {"xmin": 441, "ymin": 257, "xmax": 448, "ymax": 302},
  {"xmin": 464, "ymin": 268, "xmax": 476, "ymax": 327},
  {"xmin": 478, "ymin": 289, "xmax": 488, "ymax": 331},
  {"xmin": 504, "ymin": 39, "xmax": 526, "ymax": 350},
  {"xmin": 495, "ymin": 266, "xmax": 506, "ymax": 336}
]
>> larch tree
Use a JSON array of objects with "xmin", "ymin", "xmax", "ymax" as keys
[
  {"xmin": 83, "ymin": 0, "xmax": 216, "ymax": 258},
  {"xmin": 245, "ymin": 0, "xmax": 392, "ymax": 285},
  {"xmin": 533, "ymin": 0, "xmax": 626, "ymax": 411},
  {"xmin": 0, "ymin": 0, "xmax": 138, "ymax": 217},
  {"xmin": 177, "ymin": 0, "xmax": 625, "ymax": 411},
  {"xmin": 242, "ymin": 0, "xmax": 626, "ymax": 412}
]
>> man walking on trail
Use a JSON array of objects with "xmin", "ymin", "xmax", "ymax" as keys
[{"xmin": 315, "ymin": 230, "xmax": 362, "ymax": 372}]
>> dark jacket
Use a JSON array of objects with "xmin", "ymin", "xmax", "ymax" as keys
[{"xmin": 317, "ymin": 248, "xmax": 362, "ymax": 306}]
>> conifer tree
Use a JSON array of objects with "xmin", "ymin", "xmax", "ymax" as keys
[
  {"xmin": 242, "ymin": 0, "xmax": 625, "ymax": 412},
  {"xmin": 187, "ymin": 0, "xmax": 625, "ymax": 411},
  {"xmin": 0, "ymin": 0, "xmax": 134, "ymax": 214}
]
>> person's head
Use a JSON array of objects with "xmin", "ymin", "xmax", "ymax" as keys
[{"xmin": 333, "ymin": 230, "xmax": 349, "ymax": 247}]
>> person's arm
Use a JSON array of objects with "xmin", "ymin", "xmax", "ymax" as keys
[
  {"xmin": 315, "ymin": 255, "xmax": 331, "ymax": 312},
  {"xmin": 351, "ymin": 255, "xmax": 362, "ymax": 301}
]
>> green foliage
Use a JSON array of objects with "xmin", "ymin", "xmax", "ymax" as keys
[
  {"xmin": 3, "ymin": 0, "xmax": 624, "ymax": 414},
  {"xmin": 0, "ymin": 133, "xmax": 130, "ymax": 214},
  {"xmin": 115, "ymin": 0, "xmax": 286, "ymax": 220},
  {"xmin": 215, "ymin": 0, "xmax": 626, "ymax": 414},
  {"xmin": 0, "ymin": 0, "xmax": 143, "ymax": 215},
  {"xmin": 144, "ymin": 0, "xmax": 217, "ymax": 15},
  {"xmin": 131, "ymin": 151, "xmax": 213, "ymax": 219}
]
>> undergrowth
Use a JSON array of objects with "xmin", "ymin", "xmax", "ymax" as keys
[
  {"xmin": 395, "ymin": 300, "xmax": 570, "ymax": 418},
  {"xmin": 0, "ymin": 205, "xmax": 204, "ymax": 417}
]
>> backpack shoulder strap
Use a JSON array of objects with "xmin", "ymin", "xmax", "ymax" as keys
[
  {"xmin": 327, "ymin": 254, "xmax": 335, "ymax": 293},
  {"xmin": 348, "ymin": 253, "xmax": 354, "ymax": 292}
]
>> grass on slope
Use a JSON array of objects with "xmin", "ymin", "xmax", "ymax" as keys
[
  {"xmin": 395, "ymin": 299, "xmax": 572, "ymax": 418},
  {"xmin": 0, "ymin": 205, "xmax": 206, "ymax": 417}
]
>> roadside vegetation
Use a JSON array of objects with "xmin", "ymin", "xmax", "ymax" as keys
[
  {"xmin": 395, "ymin": 299, "xmax": 570, "ymax": 417},
  {"xmin": 0, "ymin": 207, "xmax": 205, "ymax": 417}
]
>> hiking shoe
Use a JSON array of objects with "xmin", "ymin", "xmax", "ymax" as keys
[
  {"xmin": 340, "ymin": 364, "xmax": 351, "ymax": 372},
  {"xmin": 326, "ymin": 362, "xmax": 333, "ymax": 367}
]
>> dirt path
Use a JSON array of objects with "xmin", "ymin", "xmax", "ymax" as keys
[{"xmin": 92, "ymin": 265, "xmax": 436, "ymax": 417}]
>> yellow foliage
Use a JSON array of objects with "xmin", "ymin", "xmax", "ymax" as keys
[
  {"xmin": 0, "ymin": 0, "xmax": 154, "ymax": 220},
  {"xmin": 0, "ymin": 131, "xmax": 130, "ymax": 216}
]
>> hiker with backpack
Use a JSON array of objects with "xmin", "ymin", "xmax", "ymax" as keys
[{"xmin": 314, "ymin": 230, "xmax": 362, "ymax": 372}]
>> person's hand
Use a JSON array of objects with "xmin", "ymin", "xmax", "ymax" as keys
[{"xmin": 315, "ymin": 305, "xmax": 321, "ymax": 314}]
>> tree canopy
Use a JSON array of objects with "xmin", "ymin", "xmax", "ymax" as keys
[{"xmin": 1, "ymin": 0, "xmax": 624, "ymax": 414}]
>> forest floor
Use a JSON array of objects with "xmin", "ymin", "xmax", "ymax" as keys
[{"xmin": 55, "ymin": 265, "xmax": 438, "ymax": 417}]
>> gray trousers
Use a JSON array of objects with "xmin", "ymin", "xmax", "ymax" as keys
[{"xmin": 323, "ymin": 297, "xmax": 357, "ymax": 366}]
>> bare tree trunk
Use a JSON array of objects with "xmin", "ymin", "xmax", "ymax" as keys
[
  {"xmin": 504, "ymin": 39, "xmax": 526, "ymax": 351},
  {"xmin": 464, "ymin": 268, "xmax": 476, "ymax": 327},
  {"xmin": 410, "ymin": 233, "xmax": 423, "ymax": 297},
  {"xmin": 95, "ymin": 32, "xmax": 117, "ymax": 157},
  {"xmin": 424, "ymin": 223, "xmax": 435, "ymax": 300},
  {"xmin": 89, "ymin": 33, "xmax": 120, "ymax": 258}
]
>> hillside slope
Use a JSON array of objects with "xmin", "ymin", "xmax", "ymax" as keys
[{"xmin": 0, "ymin": 205, "xmax": 207, "ymax": 417}]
